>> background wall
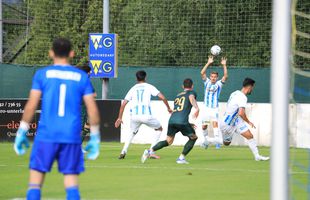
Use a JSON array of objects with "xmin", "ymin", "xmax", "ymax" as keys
[
  {"xmin": 120, "ymin": 101, "xmax": 310, "ymax": 148},
  {"xmin": 1, "ymin": 64, "xmax": 309, "ymax": 103}
]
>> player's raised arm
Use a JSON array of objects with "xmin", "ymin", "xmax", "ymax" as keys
[
  {"xmin": 158, "ymin": 93, "xmax": 173, "ymax": 113},
  {"xmin": 221, "ymin": 57, "xmax": 228, "ymax": 83},
  {"xmin": 189, "ymin": 94, "xmax": 199, "ymax": 119},
  {"xmin": 115, "ymin": 100, "xmax": 129, "ymax": 128},
  {"xmin": 200, "ymin": 56, "xmax": 214, "ymax": 81},
  {"xmin": 238, "ymin": 107, "xmax": 255, "ymax": 128}
]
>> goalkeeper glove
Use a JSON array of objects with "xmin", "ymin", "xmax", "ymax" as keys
[
  {"xmin": 84, "ymin": 125, "xmax": 100, "ymax": 160},
  {"xmin": 14, "ymin": 121, "xmax": 30, "ymax": 156}
]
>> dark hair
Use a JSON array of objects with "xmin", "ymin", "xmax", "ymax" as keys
[
  {"xmin": 243, "ymin": 77, "xmax": 255, "ymax": 87},
  {"xmin": 210, "ymin": 71, "xmax": 219, "ymax": 76},
  {"xmin": 183, "ymin": 78, "xmax": 193, "ymax": 88},
  {"xmin": 77, "ymin": 65, "xmax": 91, "ymax": 73},
  {"xmin": 136, "ymin": 70, "xmax": 147, "ymax": 81},
  {"xmin": 52, "ymin": 38, "xmax": 72, "ymax": 58}
]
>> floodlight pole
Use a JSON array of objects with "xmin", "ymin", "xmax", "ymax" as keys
[
  {"xmin": 271, "ymin": 0, "xmax": 291, "ymax": 199},
  {"xmin": 102, "ymin": 0, "xmax": 109, "ymax": 99}
]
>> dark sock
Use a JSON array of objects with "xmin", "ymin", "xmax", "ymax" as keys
[
  {"xmin": 182, "ymin": 138, "xmax": 197, "ymax": 156},
  {"xmin": 152, "ymin": 140, "xmax": 169, "ymax": 151}
]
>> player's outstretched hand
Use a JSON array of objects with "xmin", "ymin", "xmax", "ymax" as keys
[
  {"xmin": 115, "ymin": 118, "xmax": 123, "ymax": 128},
  {"xmin": 207, "ymin": 55, "xmax": 214, "ymax": 64},
  {"xmin": 14, "ymin": 127, "xmax": 30, "ymax": 156},
  {"xmin": 221, "ymin": 57, "xmax": 227, "ymax": 66},
  {"xmin": 249, "ymin": 122, "xmax": 256, "ymax": 129},
  {"xmin": 84, "ymin": 133, "xmax": 100, "ymax": 160}
]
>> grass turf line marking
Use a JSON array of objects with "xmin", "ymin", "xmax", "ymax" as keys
[{"xmin": 0, "ymin": 164, "xmax": 306, "ymax": 174}]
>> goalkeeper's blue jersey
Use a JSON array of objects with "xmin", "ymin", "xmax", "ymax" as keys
[{"xmin": 31, "ymin": 65, "xmax": 94, "ymax": 144}]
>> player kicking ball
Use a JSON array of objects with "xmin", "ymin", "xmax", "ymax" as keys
[
  {"xmin": 219, "ymin": 77, "xmax": 269, "ymax": 161},
  {"xmin": 200, "ymin": 55, "xmax": 228, "ymax": 149},
  {"xmin": 13, "ymin": 38, "xmax": 101, "ymax": 200},
  {"xmin": 141, "ymin": 78, "xmax": 200, "ymax": 164},
  {"xmin": 115, "ymin": 70, "xmax": 172, "ymax": 159}
]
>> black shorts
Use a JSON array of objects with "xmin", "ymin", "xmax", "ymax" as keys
[{"xmin": 167, "ymin": 123, "xmax": 195, "ymax": 137}]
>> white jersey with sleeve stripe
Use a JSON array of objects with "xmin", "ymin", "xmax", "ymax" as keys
[
  {"xmin": 203, "ymin": 78, "xmax": 224, "ymax": 108},
  {"xmin": 222, "ymin": 90, "xmax": 247, "ymax": 126},
  {"xmin": 124, "ymin": 82, "xmax": 160, "ymax": 116}
]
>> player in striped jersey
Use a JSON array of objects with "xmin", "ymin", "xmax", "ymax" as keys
[
  {"xmin": 115, "ymin": 70, "xmax": 172, "ymax": 159},
  {"xmin": 200, "ymin": 56, "xmax": 228, "ymax": 149},
  {"xmin": 220, "ymin": 78, "xmax": 269, "ymax": 161}
]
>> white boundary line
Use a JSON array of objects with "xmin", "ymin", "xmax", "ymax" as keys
[{"xmin": 0, "ymin": 163, "xmax": 306, "ymax": 174}]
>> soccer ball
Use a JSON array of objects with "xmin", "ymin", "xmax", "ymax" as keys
[{"xmin": 210, "ymin": 45, "xmax": 221, "ymax": 56}]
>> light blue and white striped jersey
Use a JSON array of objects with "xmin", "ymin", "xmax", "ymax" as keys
[
  {"xmin": 203, "ymin": 78, "xmax": 224, "ymax": 108},
  {"xmin": 223, "ymin": 90, "xmax": 247, "ymax": 126},
  {"xmin": 125, "ymin": 83, "xmax": 160, "ymax": 116}
]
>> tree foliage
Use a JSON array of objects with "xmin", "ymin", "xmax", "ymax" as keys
[{"xmin": 13, "ymin": 0, "xmax": 273, "ymax": 67}]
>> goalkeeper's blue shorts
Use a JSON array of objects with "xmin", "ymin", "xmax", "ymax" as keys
[{"xmin": 29, "ymin": 141, "xmax": 84, "ymax": 174}]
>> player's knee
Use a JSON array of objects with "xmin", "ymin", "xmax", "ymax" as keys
[
  {"xmin": 212, "ymin": 122, "xmax": 218, "ymax": 128},
  {"xmin": 167, "ymin": 139, "xmax": 173, "ymax": 145},
  {"xmin": 189, "ymin": 134, "xmax": 198, "ymax": 141},
  {"xmin": 155, "ymin": 127, "xmax": 163, "ymax": 131},
  {"xmin": 242, "ymin": 131, "xmax": 253, "ymax": 140}
]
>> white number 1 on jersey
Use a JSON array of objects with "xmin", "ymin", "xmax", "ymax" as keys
[{"xmin": 58, "ymin": 84, "xmax": 67, "ymax": 117}]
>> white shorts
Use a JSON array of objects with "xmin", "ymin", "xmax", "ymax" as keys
[
  {"xmin": 201, "ymin": 107, "xmax": 219, "ymax": 125},
  {"xmin": 130, "ymin": 115, "xmax": 161, "ymax": 133},
  {"xmin": 220, "ymin": 118, "xmax": 249, "ymax": 142}
]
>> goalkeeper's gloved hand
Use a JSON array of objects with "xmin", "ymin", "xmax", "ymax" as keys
[
  {"xmin": 84, "ymin": 125, "xmax": 100, "ymax": 160},
  {"xmin": 14, "ymin": 121, "xmax": 30, "ymax": 156}
]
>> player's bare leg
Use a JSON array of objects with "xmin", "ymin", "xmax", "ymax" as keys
[
  {"xmin": 64, "ymin": 174, "xmax": 80, "ymax": 199},
  {"xmin": 241, "ymin": 130, "xmax": 269, "ymax": 161},
  {"xmin": 149, "ymin": 127, "xmax": 163, "ymax": 159},
  {"xmin": 27, "ymin": 169, "xmax": 45, "ymax": 199}
]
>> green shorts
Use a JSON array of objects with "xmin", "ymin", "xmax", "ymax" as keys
[{"xmin": 167, "ymin": 123, "xmax": 195, "ymax": 137}]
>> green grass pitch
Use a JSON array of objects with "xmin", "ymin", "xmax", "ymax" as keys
[{"xmin": 0, "ymin": 142, "xmax": 307, "ymax": 200}]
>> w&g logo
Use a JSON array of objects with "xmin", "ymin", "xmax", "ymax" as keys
[
  {"xmin": 90, "ymin": 35, "xmax": 113, "ymax": 50},
  {"xmin": 90, "ymin": 60, "xmax": 112, "ymax": 75}
]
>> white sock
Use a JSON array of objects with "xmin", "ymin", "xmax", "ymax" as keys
[
  {"xmin": 213, "ymin": 128, "xmax": 223, "ymax": 144},
  {"xmin": 121, "ymin": 132, "xmax": 135, "ymax": 154},
  {"xmin": 207, "ymin": 137, "xmax": 217, "ymax": 144},
  {"xmin": 150, "ymin": 130, "xmax": 162, "ymax": 150},
  {"xmin": 179, "ymin": 154, "xmax": 185, "ymax": 160},
  {"xmin": 248, "ymin": 138, "xmax": 259, "ymax": 158},
  {"xmin": 202, "ymin": 129, "xmax": 209, "ymax": 144}
]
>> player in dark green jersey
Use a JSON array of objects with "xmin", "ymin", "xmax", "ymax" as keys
[
  {"xmin": 77, "ymin": 65, "xmax": 96, "ymax": 143},
  {"xmin": 141, "ymin": 78, "xmax": 200, "ymax": 164}
]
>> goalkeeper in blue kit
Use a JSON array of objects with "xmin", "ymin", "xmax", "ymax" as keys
[{"xmin": 13, "ymin": 38, "xmax": 101, "ymax": 200}]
